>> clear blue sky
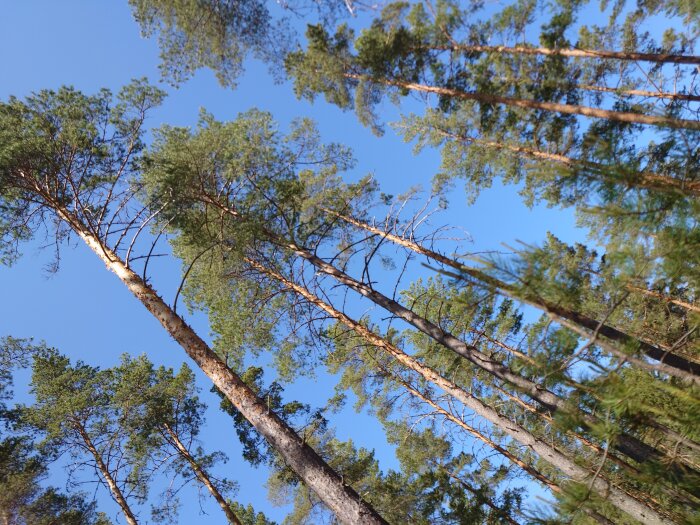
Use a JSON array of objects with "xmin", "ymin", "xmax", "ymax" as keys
[{"xmin": 0, "ymin": 1, "xmax": 585, "ymax": 523}]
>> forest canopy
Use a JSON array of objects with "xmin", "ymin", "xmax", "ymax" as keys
[{"xmin": 0, "ymin": 1, "xmax": 698, "ymax": 524}]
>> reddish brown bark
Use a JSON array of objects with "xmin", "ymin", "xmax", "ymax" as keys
[
  {"xmin": 347, "ymin": 74, "xmax": 700, "ymax": 130},
  {"xmin": 248, "ymin": 259, "xmax": 667, "ymax": 525},
  {"xmin": 442, "ymin": 44, "xmax": 700, "ymax": 65}
]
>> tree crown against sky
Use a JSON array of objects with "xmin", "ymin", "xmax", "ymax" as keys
[{"xmin": 1, "ymin": 1, "xmax": 699, "ymax": 524}]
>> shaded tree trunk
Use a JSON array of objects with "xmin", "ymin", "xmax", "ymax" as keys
[
  {"xmin": 324, "ymin": 209, "xmax": 700, "ymax": 382},
  {"xmin": 279, "ymin": 241, "xmax": 679, "ymax": 466},
  {"xmin": 379, "ymin": 361, "xmax": 561, "ymax": 494}
]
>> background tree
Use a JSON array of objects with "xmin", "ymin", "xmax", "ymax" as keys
[
  {"xmin": 111, "ymin": 354, "xmax": 244, "ymax": 524},
  {"xmin": 21, "ymin": 350, "xmax": 144, "ymax": 525},
  {"xmin": 0, "ymin": 338, "xmax": 112, "ymax": 525}
]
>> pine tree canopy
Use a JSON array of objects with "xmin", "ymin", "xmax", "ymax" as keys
[{"xmin": 0, "ymin": 2, "xmax": 699, "ymax": 524}]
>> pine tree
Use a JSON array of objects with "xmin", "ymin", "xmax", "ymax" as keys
[
  {"xmin": 21, "ymin": 349, "xmax": 142, "ymax": 525},
  {"xmin": 0, "ymin": 83, "xmax": 388, "ymax": 525},
  {"xmin": 111, "ymin": 354, "xmax": 243, "ymax": 524},
  {"xmin": 135, "ymin": 107, "xmax": 693, "ymax": 522}
]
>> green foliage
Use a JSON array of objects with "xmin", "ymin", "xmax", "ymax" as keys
[
  {"xmin": 0, "ymin": 80, "xmax": 164, "ymax": 266},
  {"xmin": 0, "ymin": 436, "xmax": 112, "ymax": 525},
  {"xmin": 129, "ymin": 0, "xmax": 278, "ymax": 87},
  {"xmin": 109, "ymin": 354, "xmax": 239, "ymax": 523},
  {"xmin": 141, "ymin": 109, "xmax": 379, "ymax": 376},
  {"xmin": 229, "ymin": 502, "xmax": 278, "ymax": 525},
  {"xmin": 128, "ymin": 0, "xmax": 356, "ymax": 87}
]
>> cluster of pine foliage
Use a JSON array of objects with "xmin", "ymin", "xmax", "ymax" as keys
[{"xmin": 1, "ymin": 1, "xmax": 698, "ymax": 523}]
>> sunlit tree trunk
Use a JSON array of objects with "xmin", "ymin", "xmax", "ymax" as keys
[
  {"xmin": 439, "ymin": 44, "xmax": 700, "ymax": 65},
  {"xmin": 76, "ymin": 423, "xmax": 139, "ymax": 525},
  {"xmin": 429, "ymin": 127, "xmax": 700, "ymax": 198},
  {"xmin": 50, "ymin": 205, "xmax": 388, "ymax": 525},
  {"xmin": 162, "ymin": 423, "xmax": 242, "ymax": 525},
  {"xmin": 345, "ymin": 74, "xmax": 700, "ymax": 130},
  {"xmin": 248, "ymin": 258, "xmax": 668, "ymax": 525}
]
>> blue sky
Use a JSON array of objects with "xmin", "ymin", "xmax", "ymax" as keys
[{"xmin": 0, "ymin": 1, "xmax": 586, "ymax": 523}]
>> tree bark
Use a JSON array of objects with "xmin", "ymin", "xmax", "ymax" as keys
[
  {"xmin": 54, "ymin": 207, "xmax": 388, "ymax": 525},
  {"xmin": 163, "ymin": 423, "xmax": 242, "ymax": 525},
  {"xmin": 347, "ymin": 74, "xmax": 700, "ymax": 130},
  {"xmin": 201, "ymin": 196, "xmax": 673, "ymax": 469},
  {"xmin": 324, "ymin": 209, "xmax": 700, "ymax": 383},
  {"xmin": 382, "ymin": 362, "xmax": 562, "ymax": 494},
  {"xmin": 429, "ymin": 127, "xmax": 700, "ymax": 198},
  {"xmin": 576, "ymin": 84, "xmax": 700, "ymax": 102},
  {"xmin": 440, "ymin": 44, "xmax": 700, "ymax": 65},
  {"xmin": 281, "ymin": 241, "xmax": 676, "ymax": 461},
  {"xmin": 247, "ymin": 259, "xmax": 668, "ymax": 525},
  {"xmin": 625, "ymin": 285, "xmax": 700, "ymax": 314},
  {"xmin": 75, "ymin": 424, "xmax": 139, "ymax": 525}
]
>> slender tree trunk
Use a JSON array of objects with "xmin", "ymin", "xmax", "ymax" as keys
[
  {"xmin": 53, "ymin": 207, "xmax": 388, "ymax": 525},
  {"xmin": 577, "ymin": 84, "xmax": 700, "ymax": 102},
  {"xmin": 248, "ymin": 258, "xmax": 668, "ymax": 524},
  {"xmin": 162, "ymin": 423, "xmax": 242, "ymax": 525},
  {"xmin": 429, "ymin": 127, "xmax": 700, "ymax": 198},
  {"xmin": 279, "ymin": 241, "xmax": 680, "ymax": 465},
  {"xmin": 202, "ymin": 196, "xmax": 671, "ymax": 468},
  {"xmin": 75, "ymin": 424, "xmax": 139, "ymax": 525},
  {"xmin": 324, "ymin": 209, "xmax": 700, "ymax": 382},
  {"xmin": 477, "ymin": 74, "xmax": 700, "ymax": 102},
  {"xmin": 625, "ymin": 285, "xmax": 700, "ymax": 314},
  {"xmin": 439, "ymin": 44, "xmax": 700, "ymax": 65},
  {"xmin": 383, "ymin": 362, "xmax": 562, "ymax": 494},
  {"xmin": 346, "ymin": 74, "xmax": 700, "ymax": 130}
]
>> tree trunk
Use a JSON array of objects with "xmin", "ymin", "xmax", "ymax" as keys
[
  {"xmin": 383, "ymin": 362, "xmax": 562, "ymax": 494},
  {"xmin": 474, "ymin": 74, "xmax": 700, "ymax": 102},
  {"xmin": 281, "ymin": 240, "xmax": 679, "ymax": 461},
  {"xmin": 55, "ymin": 208, "xmax": 388, "ymax": 525},
  {"xmin": 625, "ymin": 285, "xmax": 700, "ymax": 314},
  {"xmin": 201, "ymin": 196, "xmax": 672, "ymax": 469},
  {"xmin": 347, "ymin": 74, "xmax": 700, "ymax": 130},
  {"xmin": 163, "ymin": 423, "xmax": 242, "ymax": 525},
  {"xmin": 324, "ymin": 209, "xmax": 700, "ymax": 383},
  {"xmin": 576, "ymin": 84, "xmax": 700, "ymax": 102},
  {"xmin": 441, "ymin": 44, "xmax": 700, "ymax": 65},
  {"xmin": 429, "ymin": 127, "xmax": 700, "ymax": 198},
  {"xmin": 75, "ymin": 424, "xmax": 139, "ymax": 525},
  {"xmin": 247, "ymin": 258, "xmax": 668, "ymax": 525}
]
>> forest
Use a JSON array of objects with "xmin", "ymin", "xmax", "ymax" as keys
[{"xmin": 0, "ymin": 1, "xmax": 698, "ymax": 524}]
